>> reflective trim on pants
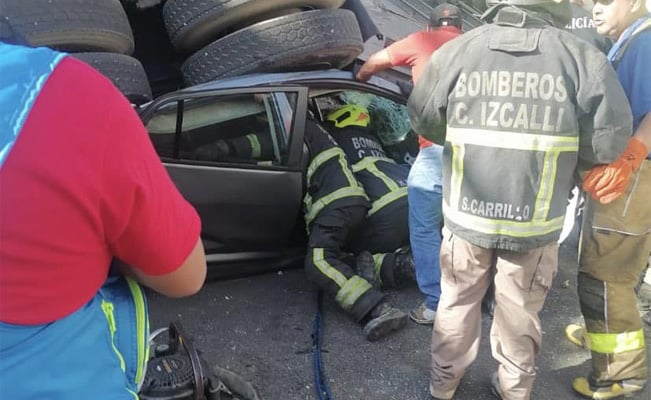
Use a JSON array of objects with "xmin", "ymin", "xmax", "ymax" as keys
[{"xmin": 578, "ymin": 160, "xmax": 651, "ymax": 383}]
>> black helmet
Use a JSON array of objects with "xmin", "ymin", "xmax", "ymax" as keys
[{"xmin": 429, "ymin": 4, "xmax": 463, "ymax": 29}]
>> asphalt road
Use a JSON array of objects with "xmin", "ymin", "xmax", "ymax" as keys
[{"xmin": 148, "ymin": 243, "xmax": 651, "ymax": 400}]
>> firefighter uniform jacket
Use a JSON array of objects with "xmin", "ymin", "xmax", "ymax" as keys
[
  {"xmin": 303, "ymin": 118, "xmax": 369, "ymax": 227},
  {"xmin": 408, "ymin": 6, "xmax": 633, "ymax": 251},
  {"xmin": 329, "ymin": 126, "xmax": 409, "ymax": 218}
]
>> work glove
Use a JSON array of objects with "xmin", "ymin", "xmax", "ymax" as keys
[{"xmin": 583, "ymin": 137, "xmax": 649, "ymax": 204}]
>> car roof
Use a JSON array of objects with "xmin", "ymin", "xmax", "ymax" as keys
[{"xmin": 177, "ymin": 69, "xmax": 405, "ymax": 98}]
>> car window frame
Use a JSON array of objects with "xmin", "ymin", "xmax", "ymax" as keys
[{"xmin": 138, "ymin": 86, "xmax": 309, "ymax": 171}]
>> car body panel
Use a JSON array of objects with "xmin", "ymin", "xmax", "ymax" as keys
[{"xmin": 137, "ymin": 70, "xmax": 409, "ymax": 276}]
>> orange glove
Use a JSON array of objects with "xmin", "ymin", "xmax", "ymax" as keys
[{"xmin": 583, "ymin": 137, "xmax": 649, "ymax": 204}]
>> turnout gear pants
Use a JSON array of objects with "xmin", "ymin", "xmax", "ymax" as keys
[
  {"xmin": 577, "ymin": 160, "xmax": 651, "ymax": 384},
  {"xmin": 305, "ymin": 206, "xmax": 384, "ymax": 322},
  {"xmin": 430, "ymin": 229, "xmax": 557, "ymax": 400}
]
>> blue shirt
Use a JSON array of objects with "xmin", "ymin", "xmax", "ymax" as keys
[{"xmin": 608, "ymin": 16, "xmax": 651, "ymax": 157}]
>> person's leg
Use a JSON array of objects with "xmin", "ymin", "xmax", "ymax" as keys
[
  {"xmin": 407, "ymin": 145, "xmax": 443, "ymax": 315},
  {"xmin": 490, "ymin": 244, "xmax": 558, "ymax": 400},
  {"xmin": 429, "ymin": 229, "xmax": 492, "ymax": 399},
  {"xmin": 572, "ymin": 163, "xmax": 651, "ymax": 397},
  {"xmin": 304, "ymin": 206, "xmax": 384, "ymax": 322}
]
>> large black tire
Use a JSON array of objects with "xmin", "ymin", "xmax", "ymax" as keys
[
  {"xmin": 181, "ymin": 8, "xmax": 363, "ymax": 86},
  {"xmin": 0, "ymin": 0, "xmax": 134, "ymax": 54},
  {"xmin": 71, "ymin": 52, "xmax": 153, "ymax": 105},
  {"xmin": 163, "ymin": 0, "xmax": 345, "ymax": 53}
]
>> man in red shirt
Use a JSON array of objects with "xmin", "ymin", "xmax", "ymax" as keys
[
  {"xmin": 0, "ymin": 28, "xmax": 206, "ymax": 399},
  {"xmin": 356, "ymin": 3, "xmax": 462, "ymax": 325}
]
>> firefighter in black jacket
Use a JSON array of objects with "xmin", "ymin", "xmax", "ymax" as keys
[
  {"xmin": 324, "ymin": 105, "xmax": 414, "ymax": 289},
  {"xmin": 303, "ymin": 116, "xmax": 408, "ymax": 341}
]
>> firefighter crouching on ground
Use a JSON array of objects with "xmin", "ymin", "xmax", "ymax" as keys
[
  {"xmin": 302, "ymin": 114, "xmax": 409, "ymax": 341},
  {"xmin": 323, "ymin": 104, "xmax": 415, "ymax": 290},
  {"xmin": 408, "ymin": 0, "xmax": 633, "ymax": 397}
]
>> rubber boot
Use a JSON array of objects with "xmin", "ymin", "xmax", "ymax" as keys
[
  {"xmin": 355, "ymin": 251, "xmax": 378, "ymax": 287},
  {"xmin": 362, "ymin": 301, "xmax": 408, "ymax": 342},
  {"xmin": 392, "ymin": 253, "xmax": 416, "ymax": 287}
]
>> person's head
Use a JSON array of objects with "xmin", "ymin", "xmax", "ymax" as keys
[
  {"xmin": 428, "ymin": 3, "xmax": 463, "ymax": 30},
  {"xmin": 325, "ymin": 104, "xmax": 370, "ymax": 129},
  {"xmin": 592, "ymin": 0, "xmax": 648, "ymax": 40},
  {"xmin": 483, "ymin": 0, "xmax": 572, "ymax": 26}
]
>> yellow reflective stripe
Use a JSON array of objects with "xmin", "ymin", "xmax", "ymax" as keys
[
  {"xmin": 304, "ymin": 186, "xmax": 368, "ymax": 226},
  {"xmin": 313, "ymin": 248, "xmax": 347, "ymax": 287},
  {"xmin": 352, "ymin": 157, "xmax": 400, "ymax": 191},
  {"xmin": 443, "ymin": 202, "xmax": 564, "ymax": 237},
  {"xmin": 588, "ymin": 329, "xmax": 646, "ymax": 354},
  {"xmin": 533, "ymin": 150, "xmax": 559, "ymax": 222},
  {"xmin": 446, "ymin": 127, "xmax": 579, "ymax": 151},
  {"xmin": 245, "ymin": 133, "xmax": 261, "ymax": 159},
  {"xmin": 125, "ymin": 278, "xmax": 149, "ymax": 388},
  {"xmin": 449, "ymin": 143, "xmax": 465, "ymax": 210},
  {"xmin": 335, "ymin": 275, "xmax": 373, "ymax": 311},
  {"xmin": 101, "ymin": 301, "xmax": 127, "ymax": 372},
  {"xmin": 372, "ymin": 253, "xmax": 385, "ymax": 285},
  {"xmin": 368, "ymin": 187, "xmax": 407, "ymax": 217},
  {"xmin": 312, "ymin": 248, "xmax": 372, "ymax": 310},
  {"xmin": 445, "ymin": 126, "xmax": 577, "ymax": 237},
  {"xmin": 307, "ymin": 147, "xmax": 358, "ymax": 187}
]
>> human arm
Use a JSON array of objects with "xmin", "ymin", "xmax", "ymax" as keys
[
  {"xmin": 356, "ymin": 48, "xmax": 393, "ymax": 82},
  {"xmin": 94, "ymin": 61, "xmax": 207, "ymax": 296},
  {"xmin": 117, "ymin": 239, "xmax": 206, "ymax": 297},
  {"xmin": 582, "ymin": 39, "xmax": 651, "ymax": 203},
  {"xmin": 583, "ymin": 114, "xmax": 650, "ymax": 204}
]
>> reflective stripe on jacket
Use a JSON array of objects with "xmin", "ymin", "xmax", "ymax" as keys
[
  {"xmin": 330, "ymin": 126, "xmax": 408, "ymax": 217},
  {"xmin": 303, "ymin": 119, "xmax": 369, "ymax": 226},
  {"xmin": 408, "ymin": 6, "xmax": 633, "ymax": 251}
]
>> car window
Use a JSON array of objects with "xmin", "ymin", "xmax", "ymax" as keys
[
  {"xmin": 311, "ymin": 89, "xmax": 419, "ymax": 165},
  {"xmin": 146, "ymin": 91, "xmax": 297, "ymax": 167}
]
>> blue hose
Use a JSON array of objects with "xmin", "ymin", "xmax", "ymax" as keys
[{"xmin": 312, "ymin": 290, "xmax": 334, "ymax": 400}]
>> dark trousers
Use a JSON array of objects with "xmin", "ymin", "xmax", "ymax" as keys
[{"xmin": 304, "ymin": 206, "xmax": 384, "ymax": 321}]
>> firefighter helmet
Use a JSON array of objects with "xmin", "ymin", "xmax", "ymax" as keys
[{"xmin": 326, "ymin": 104, "xmax": 371, "ymax": 129}]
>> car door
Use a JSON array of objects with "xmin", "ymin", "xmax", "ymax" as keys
[{"xmin": 139, "ymin": 86, "xmax": 309, "ymax": 260}]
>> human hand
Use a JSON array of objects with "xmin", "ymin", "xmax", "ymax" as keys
[{"xmin": 583, "ymin": 137, "xmax": 648, "ymax": 204}]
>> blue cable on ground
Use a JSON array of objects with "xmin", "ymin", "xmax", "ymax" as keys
[{"xmin": 312, "ymin": 290, "xmax": 334, "ymax": 400}]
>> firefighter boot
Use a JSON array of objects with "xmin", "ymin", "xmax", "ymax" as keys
[
  {"xmin": 355, "ymin": 251, "xmax": 378, "ymax": 287},
  {"xmin": 392, "ymin": 253, "xmax": 416, "ymax": 288},
  {"xmin": 362, "ymin": 301, "xmax": 408, "ymax": 342},
  {"xmin": 377, "ymin": 252, "xmax": 416, "ymax": 289},
  {"xmin": 572, "ymin": 377, "xmax": 646, "ymax": 399}
]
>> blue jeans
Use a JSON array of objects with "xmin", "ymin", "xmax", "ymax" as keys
[{"xmin": 407, "ymin": 145, "xmax": 443, "ymax": 311}]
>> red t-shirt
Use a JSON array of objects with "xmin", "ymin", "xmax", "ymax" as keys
[
  {"xmin": 386, "ymin": 27, "xmax": 461, "ymax": 148},
  {"xmin": 0, "ymin": 57, "xmax": 201, "ymax": 324}
]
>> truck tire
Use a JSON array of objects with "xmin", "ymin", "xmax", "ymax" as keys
[
  {"xmin": 1, "ymin": 0, "xmax": 135, "ymax": 54},
  {"xmin": 181, "ymin": 9, "xmax": 363, "ymax": 86},
  {"xmin": 163, "ymin": 0, "xmax": 345, "ymax": 53},
  {"xmin": 72, "ymin": 52, "xmax": 153, "ymax": 105}
]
